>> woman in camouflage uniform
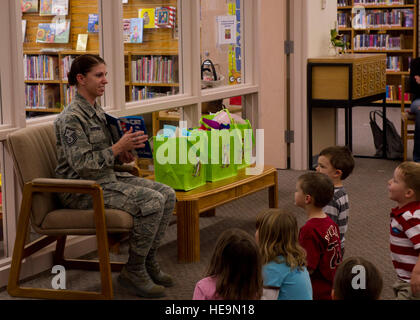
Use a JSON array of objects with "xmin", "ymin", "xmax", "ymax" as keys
[{"xmin": 54, "ymin": 54, "xmax": 176, "ymax": 298}]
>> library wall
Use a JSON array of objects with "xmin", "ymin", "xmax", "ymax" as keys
[{"xmin": 307, "ymin": 0, "xmax": 337, "ymax": 155}]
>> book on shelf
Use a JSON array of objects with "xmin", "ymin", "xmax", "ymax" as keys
[
  {"xmin": 21, "ymin": 0, "xmax": 39, "ymax": 13},
  {"xmin": 54, "ymin": 19, "xmax": 70, "ymax": 43},
  {"xmin": 105, "ymin": 113, "xmax": 153, "ymax": 159},
  {"xmin": 40, "ymin": 0, "xmax": 53, "ymax": 16},
  {"xmin": 22, "ymin": 20, "xmax": 27, "ymax": 42},
  {"xmin": 129, "ymin": 18, "xmax": 144, "ymax": 43},
  {"xmin": 155, "ymin": 6, "xmax": 176, "ymax": 28},
  {"xmin": 36, "ymin": 23, "xmax": 56, "ymax": 43},
  {"xmin": 88, "ymin": 14, "xmax": 99, "ymax": 33},
  {"xmin": 76, "ymin": 34, "xmax": 88, "ymax": 51},
  {"xmin": 52, "ymin": 0, "xmax": 69, "ymax": 16},
  {"xmin": 123, "ymin": 19, "xmax": 131, "ymax": 43},
  {"xmin": 139, "ymin": 8, "xmax": 156, "ymax": 28}
]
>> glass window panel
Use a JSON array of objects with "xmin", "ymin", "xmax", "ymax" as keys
[
  {"xmin": 122, "ymin": 0, "xmax": 180, "ymax": 103},
  {"xmin": 200, "ymin": 0, "xmax": 242, "ymax": 90},
  {"xmin": 22, "ymin": 0, "xmax": 100, "ymax": 119}
]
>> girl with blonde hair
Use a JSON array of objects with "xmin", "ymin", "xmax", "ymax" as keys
[{"xmin": 256, "ymin": 209, "xmax": 312, "ymax": 300}]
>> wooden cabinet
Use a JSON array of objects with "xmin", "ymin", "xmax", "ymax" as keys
[
  {"xmin": 337, "ymin": 0, "xmax": 418, "ymax": 105},
  {"xmin": 307, "ymin": 54, "xmax": 387, "ymax": 168}
]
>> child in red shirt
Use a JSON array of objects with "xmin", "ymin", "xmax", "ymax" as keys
[{"xmin": 295, "ymin": 172, "xmax": 342, "ymax": 300}]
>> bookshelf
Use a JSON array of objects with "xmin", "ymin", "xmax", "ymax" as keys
[
  {"xmin": 22, "ymin": 0, "xmax": 180, "ymax": 116},
  {"xmin": 122, "ymin": 0, "xmax": 179, "ymax": 103},
  {"xmin": 337, "ymin": 0, "xmax": 418, "ymax": 105},
  {"xmin": 22, "ymin": 0, "xmax": 100, "ymax": 115}
]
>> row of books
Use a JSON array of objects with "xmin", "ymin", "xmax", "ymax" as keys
[
  {"xmin": 386, "ymin": 84, "xmax": 410, "ymax": 101},
  {"xmin": 338, "ymin": 0, "xmax": 352, "ymax": 6},
  {"xmin": 354, "ymin": 0, "xmax": 408, "ymax": 5},
  {"xmin": 25, "ymin": 84, "xmax": 60, "ymax": 108},
  {"xmin": 63, "ymin": 84, "xmax": 76, "ymax": 106},
  {"xmin": 386, "ymin": 56, "xmax": 402, "ymax": 71},
  {"xmin": 131, "ymin": 87, "xmax": 177, "ymax": 101},
  {"xmin": 338, "ymin": 13, "xmax": 352, "ymax": 27},
  {"xmin": 61, "ymin": 55, "xmax": 75, "ymax": 81},
  {"xmin": 131, "ymin": 56, "xmax": 177, "ymax": 84},
  {"xmin": 353, "ymin": 9, "xmax": 414, "ymax": 28},
  {"xmin": 22, "ymin": 0, "xmax": 68, "ymax": 15},
  {"xmin": 353, "ymin": 34, "xmax": 405, "ymax": 50},
  {"xmin": 24, "ymin": 55, "xmax": 59, "ymax": 80}
]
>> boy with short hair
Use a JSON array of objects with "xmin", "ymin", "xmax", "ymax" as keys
[
  {"xmin": 295, "ymin": 172, "xmax": 342, "ymax": 300},
  {"xmin": 388, "ymin": 161, "xmax": 420, "ymax": 300},
  {"xmin": 316, "ymin": 146, "xmax": 354, "ymax": 254}
]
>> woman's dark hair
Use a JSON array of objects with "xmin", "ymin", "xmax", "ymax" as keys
[
  {"xmin": 67, "ymin": 54, "xmax": 106, "ymax": 86},
  {"xmin": 206, "ymin": 228, "xmax": 263, "ymax": 300}
]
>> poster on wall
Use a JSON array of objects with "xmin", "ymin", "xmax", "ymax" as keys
[{"xmin": 216, "ymin": 15, "xmax": 236, "ymax": 46}]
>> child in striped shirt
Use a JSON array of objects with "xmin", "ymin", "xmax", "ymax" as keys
[
  {"xmin": 388, "ymin": 161, "xmax": 420, "ymax": 300},
  {"xmin": 316, "ymin": 146, "xmax": 354, "ymax": 256}
]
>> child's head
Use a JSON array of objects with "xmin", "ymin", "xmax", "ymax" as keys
[
  {"xmin": 317, "ymin": 146, "xmax": 355, "ymax": 182},
  {"xmin": 295, "ymin": 172, "xmax": 334, "ymax": 209},
  {"xmin": 333, "ymin": 256, "xmax": 383, "ymax": 300},
  {"xmin": 256, "ymin": 209, "xmax": 307, "ymax": 270},
  {"xmin": 388, "ymin": 161, "xmax": 420, "ymax": 204},
  {"xmin": 206, "ymin": 228, "xmax": 263, "ymax": 300}
]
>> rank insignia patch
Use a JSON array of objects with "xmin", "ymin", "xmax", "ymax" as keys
[{"xmin": 64, "ymin": 127, "xmax": 77, "ymax": 146}]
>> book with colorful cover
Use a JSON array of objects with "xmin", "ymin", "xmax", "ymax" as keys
[
  {"xmin": 52, "ymin": 0, "xmax": 68, "ymax": 16},
  {"xmin": 21, "ymin": 0, "xmax": 39, "ymax": 13},
  {"xmin": 36, "ymin": 23, "xmax": 55, "ymax": 43},
  {"xmin": 129, "ymin": 18, "xmax": 144, "ymax": 43},
  {"xmin": 88, "ymin": 14, "xmax": 99, "ymax": 33},
  {"xmin": 54, "ymin": 19, "xmax": 70, "ymax": 43},
  {"xmin": 105, "ymin": 113, "xmax": 152, "ymax": 159},
  {"xmin": 139, "ymin": 8, "xmax": 156, "ymax": 28},
  {"xmin": 40, "ymin": 0, "xmax": 53, "ymax": 15},
  {"xmin": 123, "ymin": 19, "xmax": 131, "ymax": 43},
  {"xmin": 155, "ymin": 6, "xmax": 176, "ymax": 28}
]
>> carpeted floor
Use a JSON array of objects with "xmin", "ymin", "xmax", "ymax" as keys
[{"xmin": 0, "ymin": 157, "xmax": 402, "ymax": 300}]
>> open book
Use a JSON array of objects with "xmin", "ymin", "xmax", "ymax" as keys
[{"xmin": 105, "ymin": 113, "xmax": 152, "ymax": 159}]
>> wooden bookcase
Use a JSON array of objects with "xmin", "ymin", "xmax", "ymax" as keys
[
  {"xmin": 22, "ymin": 0, "xmax": 180, "ymax": 116},
  {"xmin": 337, "ymin": 0, "xmax": 418, "ymax": 105},
  {"xmin": 122, "ymin": 0, "xmax": 179, "ymax": 103},
  {"xmin": 22, "ymin": 0, "xmax": 99, "ymax": 115}
]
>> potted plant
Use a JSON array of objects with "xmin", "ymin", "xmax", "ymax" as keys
[{"xmin": 330, "ymin": 28, "xmax": 349, "ymax": 55}]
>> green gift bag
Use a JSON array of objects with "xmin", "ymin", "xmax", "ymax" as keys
[
  {"xmin": 200, "ymin": 109, "xmax": 254, "ymax": 171},
  {"xmin": 204, "ymin": 129, "xmax": 238, "ymax": 182},
  {"xmin": 153, "ymin": 130, "xmax": 206, "ymax": 191}
]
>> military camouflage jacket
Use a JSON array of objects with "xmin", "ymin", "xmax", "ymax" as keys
[{"xmin": 54, "ymin": 92, "xmax": 129, "ymax": 189}]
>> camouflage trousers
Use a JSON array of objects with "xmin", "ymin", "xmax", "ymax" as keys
[{"xmin": 61, "ymin": 175, "xmax": 176, "ymax": 258}]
